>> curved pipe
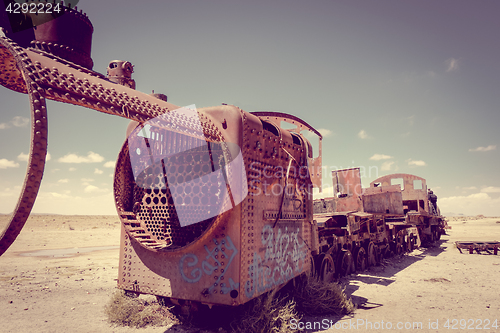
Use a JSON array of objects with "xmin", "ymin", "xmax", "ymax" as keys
[{"xmin": 0, "ymin": 37, "xmax": 48, "ymax": 256}]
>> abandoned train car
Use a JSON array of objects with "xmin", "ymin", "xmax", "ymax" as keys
[{"xmin": 0, "ymin": 3, "xmax": 447, "ymax": 309}]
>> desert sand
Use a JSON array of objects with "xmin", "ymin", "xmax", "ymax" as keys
[{"xmin": 0, "ymin": 215, "xmax": 499, "ymax": 333}]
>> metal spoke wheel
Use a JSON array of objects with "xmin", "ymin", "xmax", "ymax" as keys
[{"xmin": 320, "ymin": 253, "xmax": 336, "ymax": 282}]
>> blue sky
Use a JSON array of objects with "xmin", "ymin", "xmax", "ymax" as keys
[{"xmin": 1, "ymin": 0, "xmax": 500, "ymax": 215}]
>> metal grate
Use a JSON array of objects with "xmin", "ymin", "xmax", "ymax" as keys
[{"xmin": 116, "ymin": 117, "xmax": 231, "ymax": 250}]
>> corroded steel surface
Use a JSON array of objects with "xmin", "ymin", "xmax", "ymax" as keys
[
  {"xmin": 1, "ymin": 4, "xmax": 451, "ymax": 310},
  {"xmin": 0, "ymin": 36, "xmax": 48, "ymax": 256},
  {"xmin": 251, "ymin": 111, "xmax": 322, "ymax": 191},
  {"xmin": 0, "ymin": 31, "xmax": 184, "ymax": 255},
  {"xmin": 370, "ymin": 173, "xmax": 430, "ymax": 213},
  {"xmin": 0, "ymin": 5, "xmax": 321, "ymax": 307},
  {"xmin": 312, "ymin": 169, "xmax": 447, "ymax": 275},
  {"xmin": 114, "ymin": 107, "xmax": 318, "ymax": 305},
  {"xmin": 455, "ymin": 241, "xmax": 499, "ymax": 255}
]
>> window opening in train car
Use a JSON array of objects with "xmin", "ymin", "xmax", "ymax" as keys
[
  {"xmin": 328, "ymin": 215, "xmax": 348, "ymax": 228},
  {"xmin": 413, "ymin": 179, "xmax": 423, "ymax": 190},
  {"xmin": 290, "ymin": 132, "xmax": 302, "ymax": 146},
  {"xmin": 391, "ymin": 178, "xmax": 404, "ymax": 190},
  {"xmin": 280, "ymin": 121, "xmax": 298, "ymax": 131},
  {"xmin": 404, "ymin": 200, "xmax": 418, "ymax": 211},
  {"xmin": 262, "ymin": 120, "xmax": 279, "ymax": 137}
]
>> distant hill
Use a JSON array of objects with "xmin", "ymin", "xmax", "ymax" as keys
[{"xmin": 443, "ymin": 212, "xmax": 464, "ymax": 217}]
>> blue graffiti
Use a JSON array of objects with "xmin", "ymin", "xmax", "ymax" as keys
[
  {"xmin": 179, "ymin": 253, "xmax": 202, "ymax": 283},
  {"xmin": 245, "ymin": 225, "xmax": 308, "ymax": 298},
  {"xmin": 179, "ymin": 235, "xmax": 240, "ymax": 294}
]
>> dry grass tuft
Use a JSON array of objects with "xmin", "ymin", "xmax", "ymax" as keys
[
  {"xmin": 231, "ymin": 289, "xmax": 301, "ymax": 333},
  {"xmin": 290, "ymin": 274, "xmax": 355, "ymax": 316},
  {"xmin": 104, "ymin": 274, "xmax": 354, "ymax": 331},
  {"xmin": 104, "ymin": 290, "xmax": 178, "ymax": 328},
  {"xmin": 231, "ymin": 274, "xmax": 354, "ymax": 332}
]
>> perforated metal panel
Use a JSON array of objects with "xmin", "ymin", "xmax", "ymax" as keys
[{"xmin": 115, "ymin": 112, "xmax": 231, "ymax": 251}]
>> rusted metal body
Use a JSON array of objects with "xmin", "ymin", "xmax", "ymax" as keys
[
  {"xmin": 114, "ymin": 108, "xmax": 322, "ymax": 306},
  {"xmin": 1, "ymin": 5, "xmax": 451, "ymax": 309},
  {"xmin": 455, "ymin": 241, "xmax": 499, "ymax": 255},
  {"xmin": 313, "ymin": 169, "xmax": 447, "ymax": 275},
  {"xmin": 0, "ymin": 5, "xmax": 324, "ymax": 307}
]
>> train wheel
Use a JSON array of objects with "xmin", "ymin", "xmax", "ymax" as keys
[
  {"xmin": 408, "ymin": 235, "xmax": 414, "ymax": 252},
  {"xmin": 429, "ymin": 231, "xmax": 435, "ymax": 243},
  {"xmin": 337, "ymin": 250, "xmax": 353, "ymax": 277},
  {"xmin": 434, "ymin": 229, "xmax": 441, "ymax": 241},
  {"xmin": 309, "ymin": 255, "xmax": 317, "ymax": 278},
  {"xmin": 388, "ymin": 241, "xmax": 396, "ymax": 257},
  {"xmin": 313, "ymin": 254, "xmax": 324, "ymax": 279},
  {"xmin": 396, "ymin": 243, "xmax": 404, "ymax": 255},
  {"xmin": 367, "ymin": 242, "xmax": 379, "ymax": 267},
  {"xmin": 320, "ymin": 254, "xmax": 336, "ymax": 282},
  {"xmin": 354, "ymin": 247, "xmax": 367, "ymax": 272}
]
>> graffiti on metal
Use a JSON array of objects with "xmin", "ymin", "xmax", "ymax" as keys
[
  {"xmin": 179, "ymin": 236, "xmax": 239, "ymax": 294},
  {"xmin": 245, "ymin": 225, "xmax": 308, "ymax": 298}
]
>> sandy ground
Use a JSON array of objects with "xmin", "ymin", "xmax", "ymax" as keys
[{"xmin": 0, "ymin": 215, "xmax": 499, "ymax": 333}]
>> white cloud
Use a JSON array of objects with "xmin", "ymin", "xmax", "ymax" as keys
[
  {"xmin": 84, "ymin": 185, "xmax": 99, "ymax": 193},
  {"xmin": 84, "ymin": 185, "xmax": 108, "ymax": 194},
  {"xmin": 381, "ymin": 161, "xmax": 395, "ymax": 171},
  {"xmin": 49, "ymin": 192, "xmax": 72, "ymax": 199},
  {"xmin": 58, "ymin": 179, "xmax": 69, "ymax": 184},
  {"xmin": 462, "ymin": 186, "xmax": 477, "ymax": 191},
  {"xmin": 69, "ymin": 167, "xmax": 76, "ymax": 172},
  {"xmin": 317, "ymin": 128, "xmax": 333, "ymax": 138},
  {"xmin": 94, "ymin": 168, "xmax": 104, "ymax": 175},
  {"xmin": 440, "ymin": 192, "xmax": 500, "ymax": 216},
  {"xmin": 313, "ymin": 184, "xmax": 334, "ymax": 199},
  {"xmin": 358, "ymin": 130, "xmax": 369, "ymax": 139},
  {"xmin": 445, "ymin": 58, "xmax": 459, "ymax": 72},
  {"xmin": 407, "ymin": 159, "xmax": 427, "ymax": 167},
  {"xmin": 481, "ymin": 186, "xmax": 500, "ymax": 193},
  {"xmin": 103, "ymin": 161, "xmax": 116, "ymax": 168},
  {"xmin": 58, "ymin": 151, "xmax": 105, "ymax": 163},
  {"xmin": 469, "ymin": 145, "xmax": 496, "ymax": 152},
  {"xmin": 11, "ymin": 116, "xmax": 29, "ymax": 127},
  {"xmin": 0, "ymin": 116, "xmax": 29, "ymax": 130},
  {"xmin": 0, "ymin": 159, "xmax": 19, "ymax": 169},
  {"xmin": 370, "ymin": 154, "xmax": 392, "ymax": 161},
  {"xmin": 81, "ymin": 178, "xmax": 94, "ymax": 186},
  {"xmin": 17, "ymin": 152, "xmax": 29, "ymax": 162}
]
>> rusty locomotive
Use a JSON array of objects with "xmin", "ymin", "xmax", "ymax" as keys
[
  {"xmin": 0, "ymin": 4, "xmax": 446, "ymax": 309},
  {"xmin": 313, "ymin": 169, "xmax": 447, "ymax": 278}
]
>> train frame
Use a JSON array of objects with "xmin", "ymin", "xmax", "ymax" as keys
[{"xmin": 0, "ymin": 3, "xmax": 447, "ymax": 311}]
